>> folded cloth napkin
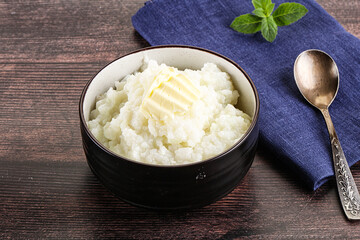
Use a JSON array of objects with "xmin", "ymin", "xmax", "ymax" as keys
[{"xmin": 132, "ymin": 0, "xmax": 360, "ymax": 190}]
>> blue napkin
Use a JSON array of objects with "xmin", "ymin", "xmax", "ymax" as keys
[{"xmin": 132, "ymin": 0, "xmax": 360, "ymax": 190}]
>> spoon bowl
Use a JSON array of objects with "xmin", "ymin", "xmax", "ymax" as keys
[
  {"xmin": 294, "ymin": 49, "xmax": 360, "ymax": 220},
  {"xmin": 294, "ymin": 50, "xmax": 339, "ymax": 109}
]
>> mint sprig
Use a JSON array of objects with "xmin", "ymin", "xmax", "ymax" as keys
[{"xmin": 230, "ymin": 0, "xmax": 308, "ymax": 42}]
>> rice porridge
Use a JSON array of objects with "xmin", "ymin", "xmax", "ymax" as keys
[{"xmin": 87, "ymin": 59, "xmax": 251, "ymax": 165}]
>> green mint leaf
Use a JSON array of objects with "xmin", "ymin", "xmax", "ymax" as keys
[
  {"xmin": 252, "ymin": 0, "xmax": 272, "ymax": 10},
  {"xmin": 230, "ymin": 14, "xmax": 262, "ymax": 34},
  {"xmin": 252, "ymin": 0, "xmax": 262, "ymax": 9},
  {"xmin": 273, "ymin": 2, "xmax": 308, "ymax": 26},
  {"xmin": 264, "ymin": 3, "xmax": 275, "ymax": 16},
  {"xmin": 252, "ymin": 8, "xmax": 266, "ymax": 18},
  {"xmin": 231, "ymin": 1, "xmax": 308, "ymax": 42},
  {"xmin": 261, "ymin": 16, "xmax": 278, "ymax": 42}
]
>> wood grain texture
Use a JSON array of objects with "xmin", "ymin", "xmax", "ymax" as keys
[{"xmin": 0, "ymin": 0, "xmax": 359, "ymax": 239}]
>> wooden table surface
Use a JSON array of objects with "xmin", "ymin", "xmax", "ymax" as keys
[{"xmin": 1, "ymin": 0, "xmax": 359, "ymax": 239}]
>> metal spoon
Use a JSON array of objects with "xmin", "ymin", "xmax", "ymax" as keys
[{"xmin": 294, "ymin": 49, "xmax": 360, "ymax": 220}]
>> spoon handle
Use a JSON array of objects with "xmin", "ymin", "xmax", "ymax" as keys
[{"xmin": 321, "ymin": 108, "xmax": 360, "ymax": 220}]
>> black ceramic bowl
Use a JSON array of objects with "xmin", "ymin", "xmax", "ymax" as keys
[{"xmin": 79, "ymin": 45, "xmax": 259, "ymax": 210}]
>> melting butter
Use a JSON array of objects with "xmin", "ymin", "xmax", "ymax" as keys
[{"xmin": 141, "ymin": 67, "xmax": 200, "ymax": 121}]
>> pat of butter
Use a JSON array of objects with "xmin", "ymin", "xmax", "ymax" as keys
[{"xmin": 141, "ymin": 67, "xmax": 200, "ymax": 121}]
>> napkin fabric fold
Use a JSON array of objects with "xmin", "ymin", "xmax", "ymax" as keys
[{"xmin": 132, "ymin": 0, "xmax": 360, "ymax": 190}]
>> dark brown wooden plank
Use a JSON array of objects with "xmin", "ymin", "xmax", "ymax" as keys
[
  {"xmin": 0, "ymin": 0, "xmax": 149, "ymax": 64},
  {"xmin": 0, "ymin": 0, "xmax": 359, "ymax": 239},
  {"xmin": 1, "ymin": 156, "xmax": 359, "ymax": 239}
]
